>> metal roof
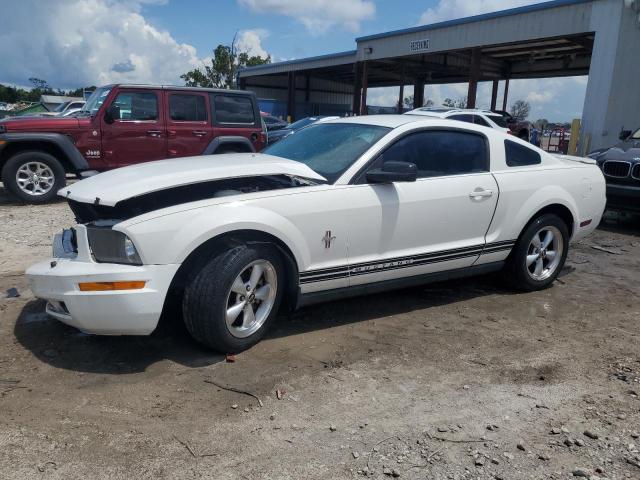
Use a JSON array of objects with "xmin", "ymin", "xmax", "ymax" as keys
[
  {"xmin": 355, "ymin": 0, "xmax": 594, "ymax": 42},
  {"xmin": 238, "ymin": 50, "xmax": 356, "ymax": 77}
]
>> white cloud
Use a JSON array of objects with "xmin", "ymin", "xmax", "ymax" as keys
[
  {"xmin": 0, "ymin": 0, "xmax": 203, "ymax": 89},
  {"xmin": 236, "ymin": 29, "xmax": 270, "ymax": 58},
  {"xmin": 419, "ymin": 0, "xmax": 544, "ymax": 25},
  {"xmin": 238, "ymin": 0, "xmax": 375, "ymax": 34}
]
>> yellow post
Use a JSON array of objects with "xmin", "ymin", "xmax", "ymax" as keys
[{"xmin": 568, "ymin": 118, "xmax": 580, "ymax": 156}]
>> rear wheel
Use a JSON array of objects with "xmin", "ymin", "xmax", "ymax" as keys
[
  {"xmin": 504, "ymin": 214, "xmax": 569, "ymax": 291},
  {"xmin": 2, "ymin": 151, "xmax": 66, "ymax": 203},
  {"xmin": 182, "ymin": 244, "xmax": 284, "ymax": 352}
]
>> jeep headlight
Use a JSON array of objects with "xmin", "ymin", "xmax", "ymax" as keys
[{"xmin": 86, "ymin": 227, "xmax": 142, "ymax": 265}]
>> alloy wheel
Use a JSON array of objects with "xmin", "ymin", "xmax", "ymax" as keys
[
  {"xmin": 224, "ymin": 260, "xmax": 278, "ymax": 338},
  {"xmin": 525, "ymin": 226, "xmax": 563, "ymax": 281}
]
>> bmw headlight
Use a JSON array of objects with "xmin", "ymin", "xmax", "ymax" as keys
[{"xmin": 86, "ymin": 227, "xmax": 142, "ymax": 265}]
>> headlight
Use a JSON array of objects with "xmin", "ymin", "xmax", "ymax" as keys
[{"xmin": 86, "ymin": 227, "xmax": 142, "ymax": 265}]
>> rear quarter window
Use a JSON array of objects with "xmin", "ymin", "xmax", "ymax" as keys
[
  {"xmin": 212, "ymin": 94, "xmax": 256, "ymax": 126},
  {"xmin": 505, "ymin": 139, "xmax": 541, "ymax": 167}
]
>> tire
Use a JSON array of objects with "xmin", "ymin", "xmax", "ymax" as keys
[
  {"xmin": 503, "ymin": 213, "xmax": 569, "ymax": 291},
  {"xmin": 2, "ymin": 151, "xmax": 66, "ymax": 204},
  {"xmin": 182, "ymin": 244, "xmax": 284, "ymax": 353}
]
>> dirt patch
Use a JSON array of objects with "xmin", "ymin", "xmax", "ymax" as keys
[{"xmin": 1, "ymin": 186, "xmax": 639, "ymax": 479}]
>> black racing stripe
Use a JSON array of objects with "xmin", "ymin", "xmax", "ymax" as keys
[
  {"xmin": 349, "ymin": 250, "xmax": 482, "ymax": 278},
  {"xmin": 299, "ymin": 244, "xmax": 484, "ymax": 279},
  {"xmin": 299, "ymin": 240, "xmax": 517, "ymax": 285}
]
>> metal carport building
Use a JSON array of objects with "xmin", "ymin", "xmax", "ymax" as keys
[{"xmin": 238, "ymin": 0, "xmax": 640, "ymax": 153}]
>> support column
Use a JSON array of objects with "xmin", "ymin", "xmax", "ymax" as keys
[
  {"xmin": 490, "ymin": 80, "xmax": 499, "ymax": 111},
  {"xmin": 360, "ymin": 60, "xmax": 368, "ymax": 115},
  {"xmin": 397, "ymin": 64, "xmax": 406, "ymax": 113},
  {"xmin": 467, "ymin": 48, "xmax": 481, "ymax": 109},
  {"xmin": 397, "ymin": 83, "xmax": 405, "ymax": 113},
  {"xmin": 304, "ymin": 75, "xmax": 310, "ymax": 102},
  {"xmin": 286, "ymin": 71, "xmax": 295, "ymax": 122},
  {"xmin": 413, "ymin": 78, "xmax": 425, "ymax": 109},
  {"xmin": 238, "ymin": 77, "xmax": 247, "ymax": 90},
  {"xmin": 352, "ymin": 62, "xmax": 362, "ymax": 115},
  {"xmin": 502, "ymin": 77, "xmax": 510, "ymax": 111}
]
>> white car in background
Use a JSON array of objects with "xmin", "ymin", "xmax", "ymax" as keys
[
  {"xmin": 405, "ymin": 107, "xmax": 512, "ymax": 134},
  {"xmin": 27, "ymin": 115, "xmax": 605, "ymax": 353}
]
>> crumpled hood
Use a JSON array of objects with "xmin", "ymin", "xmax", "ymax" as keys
[
  {"xmin": 596, "ymin": 141, "xmax": 640, "ymax": 161},
  {"xmin": 59, "ymin": 153, "xmax": 326, "ymax": 206}
]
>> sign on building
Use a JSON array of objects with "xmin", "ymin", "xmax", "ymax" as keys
[{"xmin": 409, "ymin": 39, "xmax": 430, "ymax": 52}]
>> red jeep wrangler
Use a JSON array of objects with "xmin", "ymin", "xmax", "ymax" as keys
[{"xmin": 0, "ymin": 85, "xmax": 266, "ymax": 203}]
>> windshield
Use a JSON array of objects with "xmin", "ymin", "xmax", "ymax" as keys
[
  {"xmin": 632, "ymin": 128, "xmax": 640, "ymax": 140},
  {"xmin": 288, "ymin": 117, "xmax": 316, "ymax": 131},
  {"xmin": 80, "ymin": 87, "xmax": 111, "ymax": 115},
  {"xmin": 53, "ymin": 101, "xmax": 70, "ymax": 113},
  {"xmin": 263, "ymin": 123, "xmax": 391, "ymax": 183}
]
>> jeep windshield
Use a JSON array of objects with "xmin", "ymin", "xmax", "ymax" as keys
[
  {"xmin": 263, "ymin": 123, "xmax": 390, "ymax": 183},
  {"xmin": 78, "ymin": 87, "xmax": 111, "ymax": 116}
]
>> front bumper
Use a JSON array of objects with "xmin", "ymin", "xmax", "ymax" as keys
[
  {"xmin": 606, "ymin": 183, "xmax": 640, "ymax": 212},
  {"xmin": 26, "ymin": 258, "xmax": 180, "ymax": 335}
]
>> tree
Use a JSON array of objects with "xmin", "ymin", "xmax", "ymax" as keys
[
  {"xmin": 443, "ymin": 97, "xmax": 467, "ymax": 108},
  {"xmin": 180, "ymin": 33, "xmax": 270, "ymax": 89},
  {"xmin": 534, "ymin": 118, "xmax": 549, "ymax": 130},
  {"xmin": 403, "ymin": 95, "xmax": 433, "ymax": 108},
  {"xmin": 510, "ymin": 100, "xmax": 531, "ymax": 122}
]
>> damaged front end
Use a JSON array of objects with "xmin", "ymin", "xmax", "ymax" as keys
[{"xmin": 67, "ymin": 174, "xmax": 316, "ymax": 223}]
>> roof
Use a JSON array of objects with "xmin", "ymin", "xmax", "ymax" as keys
[
  {"xmin": 99, "ymin": 84, "xmax": 253, "ymax": 95},
  {"xmin": 238, "ymin": 50, "xmax": 357, "ymax": 76},
  {"xmin": 324, "ymin": 114, "xmax": 442, "ymax": 128},
  {"xmin": 355, "ymin": 0, "xmax": 593, "ymax": 42},
  {"xmin": 40, "ymin": 95, "xmax": 83, "ymax": 104}
]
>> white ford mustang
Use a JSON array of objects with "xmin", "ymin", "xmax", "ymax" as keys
[{"xmin": 26, "ymin": 115, "xmax": 606, "ymax": 352}]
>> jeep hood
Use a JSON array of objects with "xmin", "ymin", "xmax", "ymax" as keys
[{"xmin": 60, "ymin": 153, "xmax": 327, "ymax": 206}]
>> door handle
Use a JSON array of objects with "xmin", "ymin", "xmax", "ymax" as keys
[
  {"xmin": 147, "ymin": 129, "xmax": 163, "ymax": 137},
  {"xmin": 469, "ymin": 189, "xmax": 493, "ymax": 198},
  {"xmin": 192, "ymin": 130, "xmax": 207, "ymax": 137}
]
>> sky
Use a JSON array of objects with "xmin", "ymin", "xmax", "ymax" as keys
[{"xmin": 0, "ymin": 0, "xmax": 588, "ymax": 122}]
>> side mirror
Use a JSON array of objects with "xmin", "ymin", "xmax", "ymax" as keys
[
  {"xmin": 619, "ymin": 129, "xmax": 632, "ymax": 141},
  {"xmin": 366, "ymin": 161, "xmax": 417, "ymax": 184},
  {"xmin": 104, "ymin": 104, "xmax": 120, "ymax": 124}
]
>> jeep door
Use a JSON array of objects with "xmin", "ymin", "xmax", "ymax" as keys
[
  {"xmin": 165, "ymin": 91, "xmax": 213, "ymax": 158},
  {"xmin": 344, "ymin": 128, "xmax": 499, "ymax": 287},
  {"xmin": 100, "ymin": 89, "xmax": 167, "ymax": 167}
]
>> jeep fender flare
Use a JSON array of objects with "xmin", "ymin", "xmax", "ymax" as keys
[
  {"xmin": 0, "ymin": 132, "xmax": 89, "ymax": 170},
  {"xmin": 203, "ymin": 136, "xmax": 255, "ymax": 154}
]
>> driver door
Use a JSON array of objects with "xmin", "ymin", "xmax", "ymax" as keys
[
  {"xmin": 100, "ymin": 89, "xmax": 167, "ymax": 167},
  {"xmin": 344, "ymin": 128, "xmax": 499, "ymax": 287}
]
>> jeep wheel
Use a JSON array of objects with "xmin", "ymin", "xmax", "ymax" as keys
[
  {"xmin": 504, "ymin": 213, "xmax": 569, "ymax": 291},
  {"xmin": 2, "ymin": 151, "xmax": 66, "ymax": 203},
  {"xmin": 182, "ymin": 244, "xmax": 284, "ymax": 353}
]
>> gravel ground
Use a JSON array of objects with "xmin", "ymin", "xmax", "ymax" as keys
[{"xmin": 0, "ymin": 185, "xmax": 639, "ymax": 480}]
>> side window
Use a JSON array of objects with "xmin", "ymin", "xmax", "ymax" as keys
[
  {"xmin": 169, "ymin": 94, "xmax": 207, "ymax": 121},
  {"xmin": 473, "ymin": 115, "xmax": 490, "ymax": 127},
  {"xmin": 111, "ymin": 92, "xmax": 158, "ymax": 121},
  {"xmin": 212, "ymin": 95, "xmax": 255, "ymax": 125},
  {"xmin": 448, "ymin": 114, "xmax": 473, "ymax": 124},
  {"xmin": 379, "ymin": 130, "xmax": 488, "ymax": 178},
  {"xmin": 504, "ymin": 139, "xmax": 541, "ymax": 167}
]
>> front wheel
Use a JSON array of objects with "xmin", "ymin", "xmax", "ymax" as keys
[
  {"xmin": 182, "ymin": 244, "xmax": 284, "ymax": 353},
  {"xmin": 504, "ymin": 214, "xmax": 569, "ymax": 291},
  {"xmin": 2, "ymin": 151, "xmax": 66, "ymax": 203}
]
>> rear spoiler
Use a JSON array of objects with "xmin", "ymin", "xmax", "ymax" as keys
[{"xmin": 552, "ymin": 153, "xmax": 596, "ymax": 165}]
